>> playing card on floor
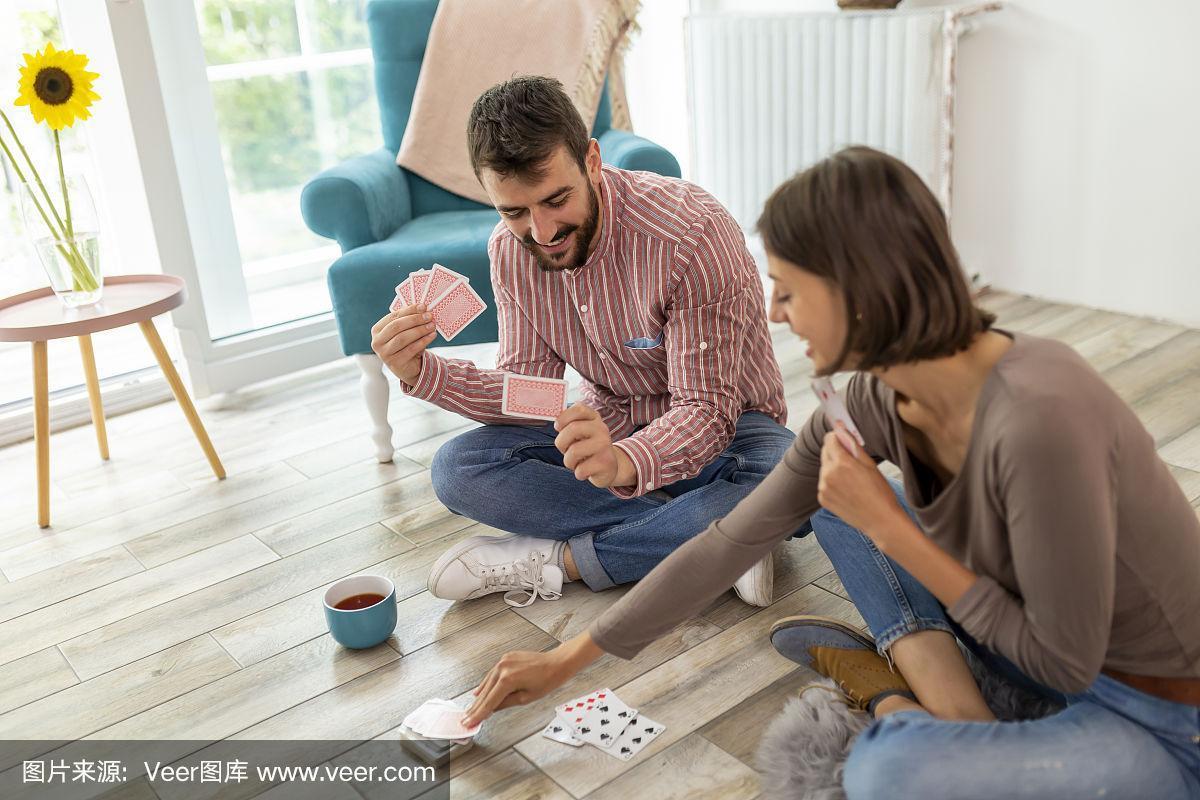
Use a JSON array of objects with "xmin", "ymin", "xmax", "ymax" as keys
[
  {"xmin": 540, "ymin": 717, "xmax": 584, "ymax": 747},
  {"xmin": 557, "ymin": 689, "xmax": 637, "ymax": 750},
  {"xmin": 605, "ymin": 713, "xmax": 666, "ymax": 761},
  {"xmin": 501, "ymin": 373, "xmax": 568, "ymax": 421}
]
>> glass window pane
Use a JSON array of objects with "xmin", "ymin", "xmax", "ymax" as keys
[
  {"xmin": 195, "ymin": 1, "xmax": 378, "ymax": 335},
  {"xmin": 309, "ymin": 0, "xmax": 369, "ymax": 53},
  {"xmin": 196, "ymin": 0, "xmax": 301, "ymax": 66}
]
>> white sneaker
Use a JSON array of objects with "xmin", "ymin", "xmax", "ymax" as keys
[
  {"xmin": 733, "ymin": 551, "xmax": 774, "ymax": 607},
  {"xmin": 428, "ymin": 534, "xmax": 564, "ymax": 607}
]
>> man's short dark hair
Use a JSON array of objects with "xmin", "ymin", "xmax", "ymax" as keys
[
  {"xmin": 467, "ymin": 75, "xmax": 590, "ymax": 182},
  {"xmin": 757, "ymin": 146, "xmax": 995, "ymax": 374}
]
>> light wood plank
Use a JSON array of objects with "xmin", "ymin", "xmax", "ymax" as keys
[
  {"xmin": 59, "ymin": 524, "xmax": 411, "ymax": 680},
  {"xmin": 125, "ymin": 457, "xmax": 424, "ymax": 568},
  {"xmin": 251, "ymin": 467, "xmax": 436, "ymax": 557},
  {"xmin": 1162, "ymin": 429, "xmax": 1200, "ymax": 474},
  {"xmin": 395, "ymin": 421, "xmax": 478, "ymax": 468},
  {"xmin": 699, "ymin": 667, "xmax": 829, "ymax": 769},
  {"xmin": 228, "ymin": 612, "xmax": 557, "ymax": 740},
  {"xmin": 211, "ymin": 524, "xmax": 508, "ymax": 666},
  {"xmin": 1018, "ymin": 306, "xmax": 1125, "ymax": 346},
  {"xmin": 1130, "ymin": 372, "xmax": 1200, "ymax": 447},
  {"xmin": 514, "ymin": 586, "xmax": 860, "ymax": 797},
  {"xmin": 0, "ymin": 636, "xmax": 239, "ymax": 770},
  {"xmin": 0, "ymin": 461, "xmax": 305, "ymax": 581},
  {"xmin": 92, "ymin": 633, "xmax": 397, "ymax": 740},
  {"xmin": 0, "ymin": 647, "xmax": 78, "ymax": 715},
  {"xmin": 1168, "ymin": 465, "xmax": 1200, "ymax": 505},
  {"xmin": 814, "ymin": 570, "xmax": 851, "ymax": 603},
  {"xmin": 0, "ymin": 463, "xmax": 190, "ymax": 547},
  {"xmin": 0, "ymin": 535, "xmax": 277, "ymax": 668},
  {"xmin": 586, "ymin": 734, "xmax": 759, "ymax": 800},
  {"xmin": 0, "ymin": 545, "xmax": 144, "ymax": 624},
  {"xmin": 1101, "ymin": 330, "xmax": 1200, "ymax": 405},
  {"xmin": 381, "ymin": 499, "xmax": 457, "ymax": 541},
  {"xmin": 284, "ymin": 405, "xmax": 472, "ymax": 479},
  {"xmin": 1072, "ymin": 316, "xmax": 1186, "ymax": 373},
  {"xmin": 426, "ymin": 750, "xmax": 570, "ymax": 800}
]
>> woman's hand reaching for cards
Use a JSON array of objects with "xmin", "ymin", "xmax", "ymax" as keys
[
  {"xmin": 371, "ymin": 304, "xmax": 437, "ymax": 386},
  {"xmin": 462, "ymin": 632, "xmax": 604, "ymax": 727}
]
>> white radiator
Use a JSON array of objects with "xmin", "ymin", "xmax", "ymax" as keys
[{"xmin": 685, "ymin": 4, "xmax": 999, "ymax": 229}]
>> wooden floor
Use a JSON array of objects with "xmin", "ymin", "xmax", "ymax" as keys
[{"xmin": 0, "ymin": 290, "xmax": 1198, "ymax": 798}]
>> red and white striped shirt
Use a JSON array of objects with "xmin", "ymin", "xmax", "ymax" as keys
[{"xmin": 404, "ymin": 164, "xmax": 786, "ymax": 498}]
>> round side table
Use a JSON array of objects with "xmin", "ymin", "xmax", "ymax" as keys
[{"xmin": 0, "ymin": 275, "xmax": 225, "ymax": 528}]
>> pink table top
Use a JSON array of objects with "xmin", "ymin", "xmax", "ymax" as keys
[{"xmin": 0, "ymin": 274, "xmax": 187, "ymax": 343}]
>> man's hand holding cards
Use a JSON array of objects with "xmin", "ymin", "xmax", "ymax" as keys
[{"xmin": 391, "ymin": 263, "xmax": 487, "ymax": 341}]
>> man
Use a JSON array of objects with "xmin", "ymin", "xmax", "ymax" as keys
[{"xmin": 371, "ymin": 75, "xmax": 794, "ymax": 608}]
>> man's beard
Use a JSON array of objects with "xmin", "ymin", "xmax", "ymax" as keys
[{"xmin": 521, "ymin": 183, "xmax": 600, "ymax": 272}]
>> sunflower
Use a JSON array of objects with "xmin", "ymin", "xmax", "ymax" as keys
[{"xmin": 14, "ymin": 42, "xmax": 100, "ymax": 131}]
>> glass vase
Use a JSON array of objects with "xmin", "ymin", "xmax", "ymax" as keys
[{"xmin": 19, "ymin": 174, "xmax": 103, "ymax": 308}]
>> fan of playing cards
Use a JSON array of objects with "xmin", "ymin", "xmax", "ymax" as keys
[
  {"xmin": 390, "ymin": 263, "xmax": 488, "ymax": 341},
  {"xmin": 540, "ymin": 688, "xmax": 666, "ymax": 762}
]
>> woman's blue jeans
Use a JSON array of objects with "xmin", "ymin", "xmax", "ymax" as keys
[{"xmin": 812, "ymin": 480, "xmax": 1200, "ymax": 799}]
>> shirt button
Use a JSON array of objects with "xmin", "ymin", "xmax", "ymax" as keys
[
  {"xmin": 699, "ymin": 341, "xmax": 708, "ymax": 350},
  {"xmin": 580, "ymin": 304, "xmax": 588, "ymax": 313},
  {"xmin": 646, "ymin": 482, "xmax": 655, "ymax": 490},
  {"xmin": 599, "ymin": 352, "xmax": 607, "ymax": 359}
]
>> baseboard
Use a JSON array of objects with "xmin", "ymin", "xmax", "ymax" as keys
[{"xmin": 0, "ymin": 368, "xmax": 173, "ymax": 449}]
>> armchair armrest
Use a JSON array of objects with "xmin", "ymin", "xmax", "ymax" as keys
[
  {"xmin": 598, "ymin": 129, "xmax": 682, "ymax": 178},
  {"xmin": 300, "ymin": 147, "xmax": 414, "ymax": 253}
]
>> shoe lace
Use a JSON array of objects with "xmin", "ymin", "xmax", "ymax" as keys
[{"xmin": 480, "ymin": 550, "xmax": 562, "ymax": 608}]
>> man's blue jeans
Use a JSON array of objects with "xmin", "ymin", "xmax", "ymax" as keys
[
  {"xmin": 429, "ymin": 411, "xmax": 801, "ymax": 590},
  {"xmin": 812, "ymin": 480, "xmax": 1200, "ymax": 799}
]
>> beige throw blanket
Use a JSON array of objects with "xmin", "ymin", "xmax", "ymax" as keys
[{"xmin": 396, "ymin": 0, "xmax": 638, "ymax": 204}]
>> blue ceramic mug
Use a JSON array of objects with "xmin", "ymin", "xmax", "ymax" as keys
[{"xmin": 323, "ymin": 575, "xmax": 397, "ymax": 649}]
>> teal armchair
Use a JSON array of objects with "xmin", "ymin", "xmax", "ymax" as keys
[{"xmin": 301, "ymin": 0, "xmax": 681, "ymax": 461}]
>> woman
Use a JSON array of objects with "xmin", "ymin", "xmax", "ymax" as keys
[{"xmin": 462, "ymin": 147, "xmax": 1200, "ymax": 798}]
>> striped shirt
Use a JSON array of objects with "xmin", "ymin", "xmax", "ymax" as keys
[{"xmin": 404, "ymin": 164, "xmax": 786, "ymax": 498}]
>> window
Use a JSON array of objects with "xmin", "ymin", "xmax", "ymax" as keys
[{"xmin": 193, "ymin": 0, "xmax": 379, "ymax": 335}]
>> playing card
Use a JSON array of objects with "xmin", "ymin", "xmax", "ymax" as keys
[
  {"xmin": 811, "ymin": 376, "xmax": 865, "ymax": 452},
  {"xmin": 403, "ymin": 699, "xmax": 481, "ymax": 740},
  {"xmin": 422, "ymin": 263, "xmax": 466, "ymax": 307},
  {"xmin": 410, "ymin": 269, "xmax": 431, "ymax": 305},
  {"xmin": 397, "ymin": 277, "xmax": 415, "ymax": 307},
  {"xmin": 558, "ymin": 689, "xmax": 637, "ymax": 750},
  {"xmin": 502, "ymin": 373, "xmax": 568, "ymax": 421},
  {"xmin": 601, "ymin": 712, "xmax": 666, "ymax": 761},
  {"xmin": 428, "ymin": 279, "xmax": 487, "ymax": 340},
  {"xmin": 540, "ymin": 716, "xmax": 584, "ymax": 747}
]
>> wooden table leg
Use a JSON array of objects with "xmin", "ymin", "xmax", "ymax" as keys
[
  {"xmin": 137, "ymin": 319, "xmax": 226, "ymax": 480},
  {"xmin": 32, "ymin": 341, "xmax": 50, "ymax": 528},
  {"xmin": 78, "ymin": 334, "xmax": 110, "ymax": 460}
]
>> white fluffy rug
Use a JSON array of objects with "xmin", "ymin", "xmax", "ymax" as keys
[{"xmin": 755, "ymin": 649, "xmax": 1062, "ymax": 800}]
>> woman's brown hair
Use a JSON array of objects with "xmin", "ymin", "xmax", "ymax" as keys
[{"xmin": 757, "ymin": 146, "xmax": 994, "ymax": 373}]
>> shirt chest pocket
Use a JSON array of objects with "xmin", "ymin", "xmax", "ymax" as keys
[{"xmin": 619, "ymin": 328, "xmax": 666, "ymax": 368}]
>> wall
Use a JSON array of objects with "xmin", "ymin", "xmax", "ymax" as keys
[
  {"xmin": 627, "ymin": 0, "xmax": 1200, "ymax": 327},
  {"xmin": 944, "ymin": 0, "xmax": 1200, "ymax": 327}
]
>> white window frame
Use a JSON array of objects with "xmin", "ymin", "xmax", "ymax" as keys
[{"xmin": 61, "ymin": 0, "xmax": 352, "ymax": 398}]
